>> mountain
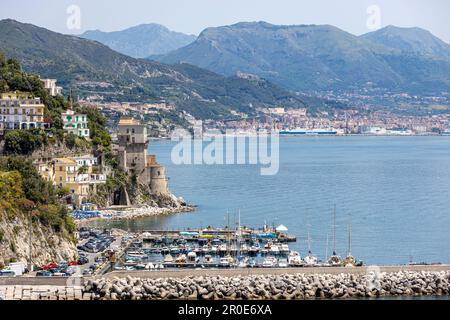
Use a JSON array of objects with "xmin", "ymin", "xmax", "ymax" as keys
[
  {"xmin": 362, "ymin": 25, "xmax": 450, "ymax": 60},
  {"xmin": 0, "ymin": 19, "xmax": 332, "ymax": 119},
  {"xmin": 153, "ymin": 21, "xmax": 450, "ymax": 94},
  {"xmin": 80, "ymin": 24, "xmax": 196, "ymax": 58}
]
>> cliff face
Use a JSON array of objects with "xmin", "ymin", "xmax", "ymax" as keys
[
  {"xmin": 0, "ymin": 210, "xmax": 77, "ymax": 268},
  {"xmin": 0, "ymin": 169, "xmax": 78, "ymax": 269}
]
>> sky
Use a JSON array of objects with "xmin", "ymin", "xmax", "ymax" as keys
[{"xmin": 1, "ymin": 0, "xmax": 450, "ymax": 42}]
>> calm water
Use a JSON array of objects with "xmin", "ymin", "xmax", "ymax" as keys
[{"xmin": 92, "ymin": 136, "xmax": 450, "ymax": 265}]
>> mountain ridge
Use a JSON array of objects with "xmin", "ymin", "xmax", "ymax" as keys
[
  {"xmin": 80, "ymin": 23, "xmax": 196, "ymax": 58},
  {"xmin": 0, "ymin": 19, "xmax": 335, "ymax": 120},
  {"xmin": 152, "ymin": 21, "xmax": 450, "ymax": 94}
]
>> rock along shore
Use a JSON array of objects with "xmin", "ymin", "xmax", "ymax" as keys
[{"xmin": 83, "ymin": 271, "xmax": 450, "ymax": 300}]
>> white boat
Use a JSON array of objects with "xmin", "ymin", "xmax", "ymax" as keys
[
  {"xmin": 278, "ymin": 258, "xmax": 288, "ymax": 268},
  {"xmin": 303, "ymin": 252, "xmax": 318, "ymax": 266},
  {"xmin": 210, "ymin": 246, "xmax": 218, "ymax": 254},
  {"xmin": 219, "ymin": 244, "xmax": 227, "ymax": 254},
  {"xmin": 163, "ymin": 254, "xmax": 174, "ymax": 263},
  {"xmin": 279, "ymin": 244, "xmax": 290, "ymax": 254},
  {"xmin": 269, "ymin": 245, "xmax": 280, "ymax": 255},
  {"xmin": 288, "ymin": 251, "xmax": 302, "ymax": 266},
  {"xmin": 203, "ymin": 255, "xmax": 214, "ymax": 264},
  {"xmin": 219, "ymin": 255, "xmax": 234, "ymax": 267},
  {"xmin": 126, "ymin": 251, "xmax": 146, "ymax": 258},
  {"xmin": 202, "ymin": 245, "xmax": 210, "ymax": 254},
  {"xmin": 187, "ymin": 251, "xmax": 197, "ymax": 262},
  {"xmin": 262, "ymin": 256, "xmax": 278, "ymax": 268},
  {"xmin": 237, "ymin": 257, "xmax": 249, "ymax": 268}
]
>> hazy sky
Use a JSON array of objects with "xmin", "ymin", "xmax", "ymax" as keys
[{"xmin": 1, "ymin": 0, "xmax": 449, "ymax": 42}]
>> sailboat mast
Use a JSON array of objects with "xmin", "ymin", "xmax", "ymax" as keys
[
  {"xmin": 333, "ymin": 204, "xmax": 336, "ymax": 255},
  {"xmin": 325, "ymin": 233, "xmax": 329, "ymax": 261},
  {"xmin": 347, "ymin": 215, "xmax": 352, "ymax": 256}
]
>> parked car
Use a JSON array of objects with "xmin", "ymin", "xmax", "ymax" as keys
[
  {"xmin": 0, "ymin": 270, "xmax": 16, "ymax": 277},
  {"xmin": 36, "ymin": 271, "xmax": 52, "ymax": 277}
]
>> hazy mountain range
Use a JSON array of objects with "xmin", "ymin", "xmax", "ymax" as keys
[
  {"xmin": 80, "ymin": 24, "xmax": 196, "ymax": 58},
  {"xmin": 0, "ymin": 19, "xmax": 333, "ymax": 119},
  {"xmin": 152, "ymin": 21, "xmax": 450, "ymax": 94}
]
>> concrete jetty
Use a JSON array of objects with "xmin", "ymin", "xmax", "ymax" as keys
[{"xmin": 1, "ymin": 265, "xmax": 449, "ymax": 300}]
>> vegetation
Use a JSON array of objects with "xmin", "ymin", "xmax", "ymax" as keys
[{"xmin": 0, "ymin": 157, "xmax": 75, "ymax": 237}]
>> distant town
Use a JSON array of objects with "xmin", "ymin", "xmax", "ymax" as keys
[{"xmin": 77, "ymin": 90, "xmax": 450, "ymax": 138}]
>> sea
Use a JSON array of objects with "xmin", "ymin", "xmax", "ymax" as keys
[{"xmin": 90, "ymin": 136, "xmax": 450, "ymax": 266}]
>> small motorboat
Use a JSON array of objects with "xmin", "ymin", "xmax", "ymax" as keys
[
  {"xmin": 163, "ymin": 254, "xmax": 174, "ymax": 263},
  {"xmin": 210, "ymin": 245, "xmax": 218, "ymax": 255},
  {"xmin": 279, "ymin": 244, "xmax": 290, "ymax": 254},
  {"xmin": 126, "ymin": 251, "xmax": 146, "ymax": 258},
  {"xmin": 203, "ymin": 255, "xmax": 214, "ymax": 264},
  {"xmin": 278, "ymin": 258, "xmax": 288, "ymax": 268},
  {"xmin": 262, "ymin": 256, "xmax": 278, "ymax": 268},
  {"xmin": 175, "ymin": 254, "xmax": 187, "ymax": 264},
  {"xmin": 219, "ymin": 244, "xmax": 227, "ymax": 255},
  {"xmin": 187, "ymin": 251, "xmax": 197, "ymax": 262},
  {"xmin": 269, "ymin": 245, "xmax": 280, "ymax": 255},
  {"xmin": 237, "ymin": 256, "xmax": 249, "ymax": 268},
  {"xmin": 219, "ymin": 255, "xmax": 234, "ymax": 267},
  {"xmin": 170, "ymin": 246, "xmax": 181, "ymax": 255}
]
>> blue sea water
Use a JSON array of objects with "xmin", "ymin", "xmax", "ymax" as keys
[{"xmin": 92, "ymin": 136, "xmax": 450, "ymax": 265}]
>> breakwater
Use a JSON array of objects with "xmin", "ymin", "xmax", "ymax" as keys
[{"xmin": 82, "ymin": 270, "xmax": 450, "ymax": 300}]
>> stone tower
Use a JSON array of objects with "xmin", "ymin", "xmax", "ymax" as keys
[{"xmin": 116, "ymin": 117, "xmax": 169, "ymax": 196}]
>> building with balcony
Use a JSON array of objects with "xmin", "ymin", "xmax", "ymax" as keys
[
  {"xmin": 61, "ymin": 109, "xmax": 90, "ymax": 138},
  {"xmin": 0, "ymin": 91, "xmax": 46, "ymax": 135}
]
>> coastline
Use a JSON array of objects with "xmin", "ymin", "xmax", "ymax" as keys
[{"xmin": 74, "ymin": 205, "xmax": 196, "ymax": 226}]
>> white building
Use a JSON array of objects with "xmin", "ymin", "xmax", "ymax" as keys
[
  {"xmin": 41, "ymin": 78, "xmax": 62, "ymax": 96},
  {"xmin": 0, "ymin": 92, "xmax": 46, "ymax": 135},
  {"xmin": 62, "ymin": 109, "xmax": 90, "ymax": 138}
]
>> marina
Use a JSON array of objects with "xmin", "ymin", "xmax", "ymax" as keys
[{"xmin": 113, "ymin": 223, "xmax": 363, "ymax": 271}]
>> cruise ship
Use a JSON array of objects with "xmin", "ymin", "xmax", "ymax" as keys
[{"xmin": 279, "ymin": 128, "xmax": 338, "ymax": 135}]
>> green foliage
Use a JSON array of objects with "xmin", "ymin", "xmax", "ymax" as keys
[
  {"xmin": 4, "ymin": 129, "xmax": 47, "ymax": 155},
  {"xmin": 0, "ymin": 157, "xmax": 75, "ymax": 236}
]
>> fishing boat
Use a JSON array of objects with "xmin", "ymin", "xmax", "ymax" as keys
[
  {"xmin": 288, "ymin": 251, "xmax": 302, "ymax": 266},
  {"xmin": 262, "ymin": 256, "xmax": 278, "ymax": 268}
]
